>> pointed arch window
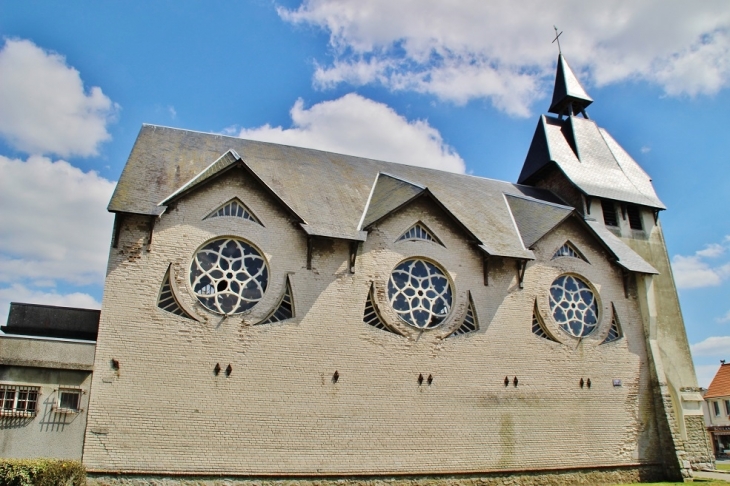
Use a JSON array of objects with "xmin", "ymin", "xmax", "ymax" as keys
[
  {"xmin": 396, "ymin": 222, "xmax": 444, "ymax": 246},
  {"xmin": 258, "ymin": 276, "xmax": 295, "ymax": 325},
  {"xmin": 158, "ymin": 269, "xmax": 196, "ymax": 320},
  {"xmin": 601, "ymin": 305, "xmax": 623, "ymax": 344},
  {"xmin": 532, "ymin": 303, "xmax": 560, "ymax": 343},
  {"xmin": 204, "ymin": 198, "xmax": 261, "ymax": 225},
  {"xmin": 363, "ymin": 285, "xmax": 398, "ymax": 335},
  {"xmin": 552, "ymin": 242, "xmax": 589, "ymax": 263},
  {"xmin": 447, "ymin": 293, "xmax": 478, "ymax": 338}
]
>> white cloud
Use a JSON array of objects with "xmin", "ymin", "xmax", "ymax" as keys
[
  {"xmin": 0, "ymin": 155, "xmax": 116, "ymax": 286},
  {"xmin": 691, "ymin": 336, "xmax": 730, "ymax": 357},
  {"xmin": 717, "ymin": 310, "xmax": 730, "ymax": 324},
  {"xmin": 672, "ymin": 237, "xmax": 730, "ymax": 288},
  {"xmin": 231, "ymin": 93, "xmax": 465, "ymax": 172},
  {"xmin": 695, "ymin": 363, "xmax": 722, "ymax": 389},
  {"xmin": 0, "ymin": 283, "xmax": 100, "ymax": 327},
  {"xmin": 0, "ymin": 38, "xmax": 118, "ymax": 157},
  {"xmin": 280, "ymin": 1, "xmax": 730, "ymax": 116},
  {"xmin": 696, "ymin": 243, "xmax": 725, "ymax": 258},
  {"xmin": 672, "ymin": 255, "xmax": 723, "ymax": 288}
]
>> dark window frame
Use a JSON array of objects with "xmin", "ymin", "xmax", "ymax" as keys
[
  {"xmin": 626, "ymin": 204, "xmax": 643, "ymax": 230},
  {"xmin": 602, "ymin": 200, "xmax": 618, "ymax": 227}
]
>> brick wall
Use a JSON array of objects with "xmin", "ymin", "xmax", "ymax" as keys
[{"xmin": 83, "ymin": 170, "xmax": 664, "ymax": 477}]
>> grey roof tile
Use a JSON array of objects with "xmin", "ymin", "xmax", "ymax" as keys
[
  {"xmin": 505, "ymin": 194, "xmax": 574, "ymax": 248},
  {"xmin": 584, "ymin": 219, "xmax": 658, "ymax": 274},
  {"xmin": 518, "ymin": 116, "xmax": 665, "ymax": 209},
  {"xmin": 360, "ymin": 173, "xmax": 425, "ymax": 229},
  {"xmin": 111, "ymin": 125, "xmax": 548, "ymax": 260}
]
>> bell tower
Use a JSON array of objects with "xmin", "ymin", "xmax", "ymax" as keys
[{"xmin": 518, "ymin": 52, "xmax": 715, "ymax": 477}]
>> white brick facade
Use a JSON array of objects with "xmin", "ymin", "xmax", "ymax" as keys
[{"xmin": 84, "ymin": 170, "xmax": 665, "ymax": 476}]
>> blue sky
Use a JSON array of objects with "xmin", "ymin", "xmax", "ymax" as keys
[{"xmin": 0, "ymin": 1, "xmax": 728, "ymax": 386}]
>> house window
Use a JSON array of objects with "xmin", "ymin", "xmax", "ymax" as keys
[
  {"xmin": 714, "ymin": 401, "xmax": 721, "ymax": 416},
  {"xmin": 0, "ymin": 384, "xmax": 39, "ymax": 417},
  {"xmin": 388, "ymin": 258, "xmax": 452, "ymax": 329},
  {"xmin": 190, "ymin": 237, "xmax": 269, "ymax": 315},
  {"xmin": 602, "ymin": 200, "xmax": 618, "ymax": 227},
  {"xmin": 725, "ymin": 399, "xmax": 730, "ymax": 415},
  {"xmin": 626, "ymin": 204, "xmax": 643, "ymax": 230},
  {"xmin": 57, "ymin": 389, "xmax": 81, "ymax": 413},
  {"xmin": 549, "ymin": 274, "xmax": 599, "ymax": 337}
]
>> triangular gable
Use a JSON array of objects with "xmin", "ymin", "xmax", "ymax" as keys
[
  {"xmin": 360, "ymin": 172, "xmax": 507, "ymax": 258},
  {"xmin": 359, "ymin": 173, "xmax": 426, "ymax": 230},
  {"xmin": 157, "ymin": 149, "xmax": 305, "ymax": 223},
  {"xmin": 504, "ymin": 193, "xmax": 573, "ymax": 249}
]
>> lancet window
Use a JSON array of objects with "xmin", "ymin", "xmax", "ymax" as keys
[
  {"xmin": 158, "ymin": 269, "xmax": 195, "ymax": 320},
  {"xmin": 396, "ymin": 222, "xmax": 444, "ymax": 246},
  {"xmin": 552, "ymin": 242, "xmax": 588, "ymax": 262},
  {"xmin": 204, "ymin": 198, "xmax": 261, "ymax": 224}
]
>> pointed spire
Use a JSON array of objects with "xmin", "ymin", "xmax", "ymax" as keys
[{"xmin": 548, "ymin": 54, "xmax": 593, "ymax": 117}]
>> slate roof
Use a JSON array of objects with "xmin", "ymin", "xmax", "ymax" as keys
[
  {"xmin": 705, "ymin": 363, "xmax": 730, "ymax": 399},
  {"xmin": 583, "ymin": 220, "xmax": 658, "ymax": 274},
  {"xmin": 519, "ymin": 115, "xmax": 665, "ymax": 209},
  {"xmin": 504, "ymin": 194, "xmax": 573, "ymax": 249},
  {"xmin": 549, "ymin": 54, "xmax": 593, "ymax": 115},
  {"xmin": 110, "ymin": 124, "xmax": 657, "ymax": 272}
]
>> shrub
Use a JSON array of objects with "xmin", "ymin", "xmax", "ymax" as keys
[{"xmin": 0, "ymin": 459, "xmax": 86, "ymax": 486}]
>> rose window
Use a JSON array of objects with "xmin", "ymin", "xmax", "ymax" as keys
[
  {"xmin": 548, "ymin": 274, "xmax": 598, "ymax": 337},
  {"xmin": 190, "ymin": 238, "xmax": 268, "ymax": 315},
  {"xmin": 387, "ymin": 259, "xmax": 452, "ymax": 329}
]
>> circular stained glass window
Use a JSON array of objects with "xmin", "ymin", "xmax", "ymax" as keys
[
  {"xmin": 387, "ymin": 259, "xmax": 452, "ymax": 329},
  {"xmin": 548, "ymin": 274, "xmax": 598, "ymax": 337},
  {"xmin": 190, "ymin": 238, "xmax": 268, "ymax": 315}
]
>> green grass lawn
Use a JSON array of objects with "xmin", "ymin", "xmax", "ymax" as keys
[{"xmin": 717, "ymin": 463, "xmax": 730, "ymax": 471}]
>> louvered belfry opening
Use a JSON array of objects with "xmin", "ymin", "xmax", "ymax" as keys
[
  {"xmin": 626, "ymin": 204, "xmax": 642, "ymax": 230},
  {"xmin": 602, "ymin": 200, "xmax": 618, "ymax": 227}
]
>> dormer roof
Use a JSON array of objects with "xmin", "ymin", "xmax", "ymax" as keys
[{"xmin": 110, "ymin": 125, "xmax": 657, "ymax": 272}]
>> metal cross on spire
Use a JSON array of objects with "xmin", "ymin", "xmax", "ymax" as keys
[{"xmin": 552, "ymin": 26, "xmax": 563, "ymax": 53}]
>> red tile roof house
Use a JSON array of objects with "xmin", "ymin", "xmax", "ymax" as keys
[{"xmin": 704, "ymin": 362, "xmax": 730, "ymax": 458}]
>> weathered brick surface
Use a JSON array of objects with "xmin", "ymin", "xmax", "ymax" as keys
[{"xmin": 84, "ymin": 171, "xmax": 664, "ymax": 476}]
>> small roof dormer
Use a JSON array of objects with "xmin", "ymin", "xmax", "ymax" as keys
[{"xmin": 548, "ymin": 54, "xmax": 593, "ymax": 118}]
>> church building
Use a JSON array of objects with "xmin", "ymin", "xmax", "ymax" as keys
[{"xmin": 77, "ymin": 55, "xmax": 713, "ymax": 483}]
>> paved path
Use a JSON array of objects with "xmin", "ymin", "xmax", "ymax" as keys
[{"xmin": 694, "ymin": 470, "xmax": 730, "ymax": 482}]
